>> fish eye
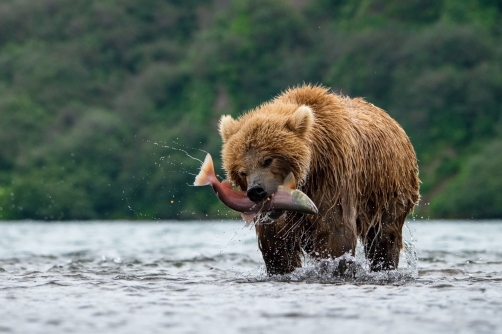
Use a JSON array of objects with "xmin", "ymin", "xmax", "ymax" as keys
[{"xmin": 263, "ymin": 157, "xmax": 273, "ymax": 167}]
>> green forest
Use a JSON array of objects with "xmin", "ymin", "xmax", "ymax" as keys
[{"xmin": 0, "ymin": 0, "xmax": 501, "ymax": 220}]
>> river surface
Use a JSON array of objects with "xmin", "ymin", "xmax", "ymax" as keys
[{"xmin": 0, "ymin": 221, "xmax": 501, "ymax": 334}]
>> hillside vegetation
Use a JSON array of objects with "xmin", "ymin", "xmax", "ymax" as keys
[{"xmin": 0, "ymin": 0, "xmax": 501, "ymax": 220}]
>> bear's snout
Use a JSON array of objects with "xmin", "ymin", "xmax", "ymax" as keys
[{"xmin": 247, "ymin": 185, "xmax": 269, "ymax": 203}]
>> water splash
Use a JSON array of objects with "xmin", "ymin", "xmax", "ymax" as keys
[
  {"xmin": 152, "ymin": 140, "xmax": 215, "ymax": 181},
  {"xmin": 153, "ymin": 140, "xmax": 206, "ymax": 164},
  {"xmin": 402, "ymin": 223, "xmax": 419, "ymax": 278},
  {"xmin": 243, "ymin": 230, "xmax": 419, "ymax": 285}
]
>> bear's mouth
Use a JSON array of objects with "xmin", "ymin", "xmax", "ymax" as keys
[{"xmin": 266, "ymin": 209, "xmax": 285, "ymax": 221}]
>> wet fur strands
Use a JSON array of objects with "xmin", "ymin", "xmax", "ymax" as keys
[{"xmin": 219, "ymin": 84, "xmax": 420, "ymax": 275}]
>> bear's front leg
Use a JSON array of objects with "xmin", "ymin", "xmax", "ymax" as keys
[{"xmin": 255, "ymin": 219, "xmax": 302, "ymax": 275}]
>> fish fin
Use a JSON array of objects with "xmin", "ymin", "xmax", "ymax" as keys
[
  {"xmin": 221, "ymin": 180, "xmax": 234, "ymax": 189},
  {"xmin": 241, "ymin": 212, "xmax": 256, "ymax": 226},
  {"xmin": 282, "ymin": 172, "xmax": 296, "ymax": 189},
  {"xmin": 193, "ymin": 154, "xmax": 215, "ymax": 186}
]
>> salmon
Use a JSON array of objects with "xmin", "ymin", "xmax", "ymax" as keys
[{"xmin": 193, "ymin": 153, "xmax": 318, "ymax": 225}]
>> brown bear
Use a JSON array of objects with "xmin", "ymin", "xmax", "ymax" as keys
[{"xmin": 219, "ymin": 84, "xmax": 420, "ymax": 275}]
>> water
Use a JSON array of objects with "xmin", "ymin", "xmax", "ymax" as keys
[{"xmin": 0, "ymin": 221, "xmax": 501, "ymax": 334}]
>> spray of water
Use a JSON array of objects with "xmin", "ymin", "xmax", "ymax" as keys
[
  {"xmin": 243, "ymin": 222, "xmax": 419, "ymax": 285},
  {"xmin": 154, "ymin": 142, "xmax": 204, "ymax": 165},
  {"xmin": 151, "ymin": 140, "xmax": 211, "ymax": 179}
]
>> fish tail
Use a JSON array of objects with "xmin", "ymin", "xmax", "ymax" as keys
[{"xmin": 193, "ymin": 154, "xmax": 216, "ymax": 186}]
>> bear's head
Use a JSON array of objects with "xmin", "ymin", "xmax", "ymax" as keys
[{"xmin": 219, "ymin": 103, "xmax": 313, "ymax": 207}]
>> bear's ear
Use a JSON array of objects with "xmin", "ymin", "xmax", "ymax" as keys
[
  {"xmin": 219, "ymin": 115, "xmax": 240, "ymax": 142},
  {"xmin": 285, "ymin": 105, "xmax": 313, "ymax": 137}
]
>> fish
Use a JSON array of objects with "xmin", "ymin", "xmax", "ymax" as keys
[{"xmin": 193, "ymin": 153, "xmax": 318, "ymax": 225}]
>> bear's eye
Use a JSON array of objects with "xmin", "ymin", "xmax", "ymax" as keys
[
  {"xmin": 239, "ymin": 171, "xmax": 247, "ymax": 177},
  {"xmin": 263, "ymin": 157, "xmax": 273, "ymax": 167}
]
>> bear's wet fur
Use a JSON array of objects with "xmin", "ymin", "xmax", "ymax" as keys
[{"xmin": 219, "ymin": 85, "xmax": 420, "ymax": 275}]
